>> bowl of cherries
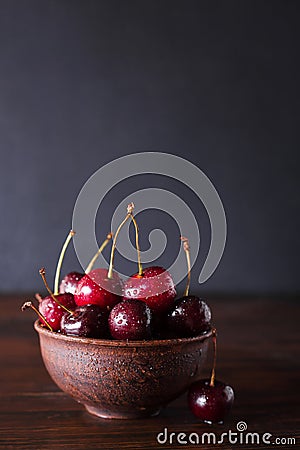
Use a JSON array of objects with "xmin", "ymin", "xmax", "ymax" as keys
[{"xmin": 22, "ymin": 203, "xmax": 234, "ymax": 421}]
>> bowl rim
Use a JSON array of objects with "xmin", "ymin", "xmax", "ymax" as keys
[{"xmin": 34, "ymin": 320, "xmax": 213, "ymax": 348}]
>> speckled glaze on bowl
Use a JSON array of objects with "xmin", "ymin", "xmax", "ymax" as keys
[{"xmin": 34, "ymin": 320, "xmax": 212, "ymax": 419}]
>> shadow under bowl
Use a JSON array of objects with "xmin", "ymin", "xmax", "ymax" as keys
[{"xmin": 34, "ymin": 320, "xmax": 212, "ymax": 419}]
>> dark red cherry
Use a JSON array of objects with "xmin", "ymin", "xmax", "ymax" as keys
[
  {"xmin": 38, "ymin": 293, "xmax": 76, "ymax": 331},
  {"xmin": 74, "ymin": 268, "xmax": 122, "ymax": 310},
  {"xmin": 60, "ymin": 304, "xmax": 109, "ymax": 338},
  {"xmin": 167, "ymin": 295, "xmax": 211, "ymax": 337},
  {"xmin": 109, "ymin": 299, "xmax": 152, "ymax": 340},
  {"xmin": 123, "ymin": 266, "xmax": 176, "ymax": 315},
  {"xmin": 188, "ymin": 379, "xmax": 234, "ymax": 423},
  {"xmin": 59, "ymin": 271, "xmax": 84, "ymax": 295}
]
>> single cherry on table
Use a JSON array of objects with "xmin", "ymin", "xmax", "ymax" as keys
[
  {"xmin": 188, "ymin": 378, "xmax": 234, "ymax": 424},
  {"xmin": 188, "ymin": 329, "xmax": 235, "ymax": 423}
]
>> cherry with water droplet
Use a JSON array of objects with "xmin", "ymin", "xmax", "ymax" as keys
[
  {"xmin": 38, "ymin": 267, "xmax": 76, "ymax": 331},
  {"xmin": 59, "ymin": 271, "xmax": 84, "ymax": 295},
  {"xmin": 108, "ymin": 299, "xmax": 152, "ymax": 340},
  {"xmin": 188, "ymin": 329, "xmax": 234, "ymax": 423}
]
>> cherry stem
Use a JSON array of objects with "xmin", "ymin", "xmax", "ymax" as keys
[
  {"xmin": 210, "ymin": 328, "xmax": 217, "ymax": 387},
  {"xmin": 129, "ymin": 213, "xmax": 143, "ymax": 277},
  {"xmin": 107, "ymin": 203, "xmax": 143, "ymax": 279},
  {"xmin": 39, "ymin": 268, "xmax": 74, "ymax": 315},
  {"xmin": 85, "ymin": 232, "xmax": 113, "ymax": 274},
  {"xmin": 181, "ymin": 236, "xmax": 191, "ymax": 297},
  {"xmin": 21, "ymin": 301, "xmax": 53, "ymax": 331},
  {"xmin": 54, "ymin": 230, "xmax": 75, "ymax": 295}
]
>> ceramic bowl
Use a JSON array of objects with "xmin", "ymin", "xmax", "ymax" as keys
[{"xmin": 34, "ymin": 320, "xmax": 212, "ymax": 419}]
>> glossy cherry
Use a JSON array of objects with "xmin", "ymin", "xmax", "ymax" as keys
[
  {"xmin": 39, "ymin": 292, "xmax": 76, "ymax": 331},
  {"xmin": 188, "ymin": 379, "xmax": 234, "ymax": 424},
  {"xmin": 74, "ymin": 268, "xmax": 122, "ymax": 309},
  {"xmin": 59, "ymin": 271, "xmax": 84, "ymax": 295},
  {"xmin": 123, "ymin": 266, "xmax": 176, "ymax": 315},
  {"xmin": 109, "ymin": 299, "xmax": 152, "ymax": 340},
  {"xmin": 167, "ymin": 295, "xmax": 211, "ymax": 337},
  {"xmin": 188, "ymin": 329, "xmax": 234, "ymax": 423},
  {"xmin": 37, "ymin": 268, "xmax": 76, "ymax": 331},
  {"xmin": 61, "ymin": 305, "xmax": 109, "ymax": 338}
]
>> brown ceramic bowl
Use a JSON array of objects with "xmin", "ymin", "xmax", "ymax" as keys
[{"xmin": 34, "ymin": 320, "xmax": 212, "ymax": 419}]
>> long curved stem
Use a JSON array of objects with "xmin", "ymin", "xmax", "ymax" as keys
[
  {"xmin": 181, "ymin": 236, "xmax": 191, "ymax": 297},
  {"xmin": 129, "ymin": 214, "xmax": 143, "ymax": 277},
  {"xmin": 107, "ymin": 203, "xmax": 143, "ymax": 279},
  {"xmin": 107, "ymin": 214, "xmax": 131, "ymax": 279},
  {"xmin": 210, "ymin": 328, "xmax": 217, "ymax": 387},
  {"xmin": 85, "ymin": 232, "xmax": 113, "ymax": 274},
  {"xmin": 54, "ymin": 230, "xmax": 75, "ymax": 295}
]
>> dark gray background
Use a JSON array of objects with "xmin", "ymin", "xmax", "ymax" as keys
[{"xmin": 0, "ymin": 0, "xmax": 299, "ymax": 294}]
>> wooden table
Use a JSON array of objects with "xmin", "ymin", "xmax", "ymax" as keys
[{"xmin": 0, "ymin": 295, "xmax": 299, "ymax": 449}]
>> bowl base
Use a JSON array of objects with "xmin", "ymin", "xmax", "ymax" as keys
[{"xmin": 85, "ymin": 404, "xmax": 162, "ymax": 419}]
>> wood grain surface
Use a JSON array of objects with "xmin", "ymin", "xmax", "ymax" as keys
[{"xmin": 0, "ymin": 295, "xmax": 299, "ymax": 449}]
